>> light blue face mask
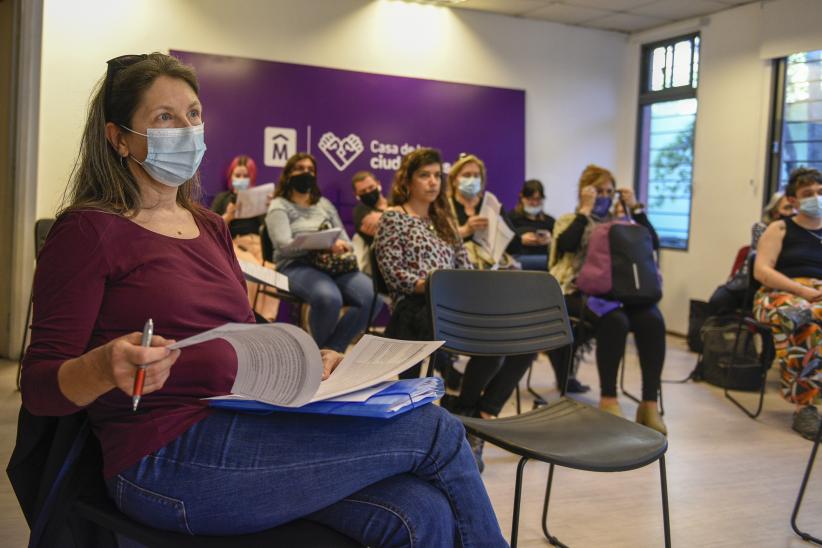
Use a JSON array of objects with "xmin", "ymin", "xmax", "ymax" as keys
[
  {"xmin": 123, "ymin": 124, "xmax": 207, "ymax": 187},
  {"xmin": 458, "ymin": 176, "xmax": 482, "ymax": 198},
  {"xmin": 232, "ymin": 177, "xmax": 250, "ymax": 191},
  {"xmin": 524, "ymin": 204, "xmax": 543, "ymax": 216},
  {"xmin": 799, "ymin": 195, "xmax": 822, "ymax": 218}
]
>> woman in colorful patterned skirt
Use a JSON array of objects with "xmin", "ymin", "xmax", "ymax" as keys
[{"xmin": 754, "ymin": 167, "xmax": 822, "ymax": 439}]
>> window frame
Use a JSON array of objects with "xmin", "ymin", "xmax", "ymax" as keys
[
  {"xmin": 634, "ymin": 31, "xmax": 700, "ymax": 252},
  {"xmin": 764, "ymin": 56, "xmax": 788, "ymax": 204}
]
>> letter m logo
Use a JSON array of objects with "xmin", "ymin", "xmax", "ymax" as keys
[{"xmin": 264, "ymin": 127, "xmax": 297, "ymax": 167}]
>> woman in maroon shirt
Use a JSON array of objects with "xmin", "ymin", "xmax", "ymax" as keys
[{"xmin": 20, "ymin": 53, "xmax": 505, "ymax": 546}]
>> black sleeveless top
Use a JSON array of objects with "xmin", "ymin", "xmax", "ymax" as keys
[{"xmin": 775, "ymin": 218, "xmax": 822, "ymax": 279}]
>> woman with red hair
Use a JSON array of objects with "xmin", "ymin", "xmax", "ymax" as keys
[{"xmin": 212, "ymin": 155, "xmax": 277, "ymax": 318}]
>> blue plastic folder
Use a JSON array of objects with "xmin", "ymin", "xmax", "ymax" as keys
[{"xmin": 208, "ymin": 377, "xmax": 445, "ymax": 419}]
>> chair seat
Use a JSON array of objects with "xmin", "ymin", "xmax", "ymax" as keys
[
  {"xmin": 459, "ymin": 398, "xmax": 667, "ymax": 473},
  {"xmin": 73, "ymin": 496, "xmax": 362, "ymax": 548}
]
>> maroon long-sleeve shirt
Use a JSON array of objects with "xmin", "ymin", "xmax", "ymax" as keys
[{"xmin": 21, "ymin": 208, "xmax": 254, "ymax": 478}]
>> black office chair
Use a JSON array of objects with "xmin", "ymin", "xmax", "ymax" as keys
[
  {"xmin": 791, "ymin": 420, "xmax": 821, "ymax": 545},
  {"xmin": 428, "ymin": 270, "xmax": 670, "ymax": 548},
  {"xmin": 724, "ymin": 252, "xmax": 776, "ymax": 419},
  {"xmin": 17, "ymin": 218, "xmax": 56, "ymax": 390},
  {"xmin": 365, "ymin": 245, "xmax": 389, "ymax": 334}
]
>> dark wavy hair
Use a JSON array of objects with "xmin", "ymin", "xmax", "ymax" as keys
[
  {"xmin": 785, "ymin": 167, "xmax": 822, "ymax": 198},
  {"xmin": 391, "ymin": 148, "xmax": 459, "ymax": 245},
  {"xmin": 274, "ymin": 153, "xmax": 320, "ymax": 205}
]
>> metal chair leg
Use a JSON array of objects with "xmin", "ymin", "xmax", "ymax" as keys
[
  {"xmin": 17, "ymin": 292, "xmax": 34, "ymax": 391},
  {"xmin": 791, "ymin": 422, "xmax": 822, "ymax": 545},
  {"xmin": 511, "ymin": 456, "xmax": 528, "ymax": 548},
  {"xmin": 525, "ymin": 363, "xmax": 547, "ymax": 407},
  {"xmin": 618, "ymin": 355, "xmax": 666, "ymax": 416},
  {"xmin": 723, "ymin": 366, "xmax": 767, "ymax": 419},
  {"xmin": 659, "ymin": 455, "xmax": 672, "ymax": 548},
  {"xmin": 515, "ymin": 385, "xmax": 521, "ymax": 415},
  {"xmin": 541, "ymin": 463, "xmax": 568, "ymax": 548}
]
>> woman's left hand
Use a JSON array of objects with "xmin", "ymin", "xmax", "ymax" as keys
[
  {"xmin": 320, "ymin": 349, "xmax": 344, "ymax": 380},
  {"xmin": 331, "ymin": 239, "xmax": 351, "ymax": 255},
  {"xmin": 617, "ymin": 187, "xmax": 637, "ymax": 209}
]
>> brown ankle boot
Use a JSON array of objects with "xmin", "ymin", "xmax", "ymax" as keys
[{"xmin": 636, "ymin": 405, "xmax": 667, "ymax": 436}]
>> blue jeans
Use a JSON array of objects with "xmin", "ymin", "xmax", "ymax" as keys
[
  {"xmin": 513, "ymin": 254, "xmax": 547, "ymax": 271},
  {"xmin": 106, "ymin": 406, "xmax": 507, "ymax": 547},
  {"xmin": 281, "ymin": 262, "xmax": 374, "ymax": 352}
]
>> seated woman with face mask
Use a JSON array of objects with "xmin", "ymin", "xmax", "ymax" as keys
[
  {"xmin": 754, "ymin": 167, "xmax": 822, "ymax": 440},
  {"xmin": 505, "ymin": 179, "xmax": 555, "ymax": 271},
  {"xmin": 265, "ymin": 154, "xmax": 374, "ymax": 353},
  {"xmin": 548, "ymin": 164, "xmax": 667, "ymax": 435},
  {"xmin": 21, "ymin": 53, "xmax": 505, "ymax": 546}
]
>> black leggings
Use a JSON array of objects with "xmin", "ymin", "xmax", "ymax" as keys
[
  {"xmin": 550, "ymin": 293, "xmax": 666, "ymax": 401},
  {"xmin": 386, "ymin": 294, "xmax": 534, "ymax": 415},
  {"xmin": 457, "ymin": 354, "xmax": 535, "ymax": 417}
]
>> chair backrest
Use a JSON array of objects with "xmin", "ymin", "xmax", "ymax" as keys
[
  {"xmin": 428, "ymin": 270, "xmax": 573, "ymax": 357},
  {"xmin": 260, "ymin": 223, "xmax": 274, "ymax": 264},
  {"xmin": 369, "ymin": 245, "xmax": 390, "ymax": 296},
  {"xmin": 35, "ymin": 219, "xmax": 56, "ymax": 258}
]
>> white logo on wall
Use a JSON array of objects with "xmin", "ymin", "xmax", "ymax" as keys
[
  {"xmin": 318, "ymin": 131, "xmax": 364, "ymax": 172},
  {"xmin": 264, "ymin": 127, "xmax": 297, "ymax": 167}
]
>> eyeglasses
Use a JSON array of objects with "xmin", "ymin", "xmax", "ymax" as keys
[{"xmin": 104, "ymin": 54, "xmax": 147, "ymax": 122}]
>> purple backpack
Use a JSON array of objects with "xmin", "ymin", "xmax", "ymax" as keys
[{"xmin": 576, "ymin": 220, "xmax": 661, "ymax": 305}]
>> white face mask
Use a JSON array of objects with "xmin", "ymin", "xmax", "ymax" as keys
[
  {"xmin": 232, "ymin": 177, "xmax": 250, "ymax": 191},
  {"xmin": 799, "ymin": 195, "xmax": 822, "ymax": 218},
  {"xmin": 123, "ymin": 124, "xmax": 207, "ymax": 187},
  {"xmin": 458, "ymin": 176, "xmax": 482, "ymax": 198},
  {"xmin": 524, "ymin": 204, "xmax": 543, "ymax": 216}
]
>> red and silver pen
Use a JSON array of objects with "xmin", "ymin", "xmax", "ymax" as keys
[{"xmin": 132, "ymin": 319, "xmax": 154, "ymax": 412}]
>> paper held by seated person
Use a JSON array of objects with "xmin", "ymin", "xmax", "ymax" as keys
[
  {"xmin": 168, "ymin": 324, "xmax": 444, "ymax": 407},
  {"xmin": 238, "ymin": 259, "xmax": 289, "ymax": 292},
  {"xmin": 283, "ymin": 228, "xmax": 342, "ymax": 251},
  {"xmin": 472, "ymin": 192, "xmax": 515, "ymax": 264},
  {"xmin": 234, "ymin": 183, "xmax": 275, "ymax": 219}
]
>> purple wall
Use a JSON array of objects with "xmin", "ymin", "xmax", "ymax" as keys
[{"xmin": 172, "ymin": 50, "xmax": 525, "ymax": 230}]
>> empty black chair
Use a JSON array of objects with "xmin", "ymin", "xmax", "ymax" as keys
[
  {"xmin": 791, "ymin": 420, "xmax": 821, "ymax": 545},
  {"xmin": 17, "ymin": 218, "xmax": 56, "ymax": 389},
  {"xmin": 724, "ymin": 251, "xmax": 776, "ymax": 419},
  {"xmin": 428, "ymin": 270, "xmax": 670, "ymax": 548}
]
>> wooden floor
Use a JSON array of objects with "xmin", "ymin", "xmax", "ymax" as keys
[{"xmin": 0, "ymin": 335, "xmax": 819, "ymax": 547}]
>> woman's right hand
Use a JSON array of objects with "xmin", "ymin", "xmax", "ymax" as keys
[
  {"xmin": 579, "ymin": 185, "xmax": 597, "ymax": 215},
  {"xmin": 222, "ymin": 201, "xmax": 236, "ymax": 223},
  {"xmin": 99, "ymin": 333, "xmax": 181, "ymax": 397},
  {"xmin": 521, "ymin": 232, "xmax": 540, "ymax": 246},
  {"xmin": 466, "ymin": 215, "xmax": 489, "ymax": 233},
  {"xmin": 798, "ymin": 285, "xmax": 822, "ymax": 303}
]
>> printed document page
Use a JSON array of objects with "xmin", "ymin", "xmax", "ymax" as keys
[
  {"xmin": 284, "ymin": 228, "xmax": 342, "ymax": 251},
  {"xmin": 234, "ymin": 183, "xmax": 274, "ymax": 219},
  {"xmin": 311, "ymin": 335, "xmax": 444, "ymax": 401},
  {"xmin": 473, "ymin": 193, "xmax": 515, "ymax": 264},
  {"xmin": 238, "ymin": 260, "xmax": 289, "ymax": 291},
  {"xmin": 170, "ymin": 323, "xmax": 322, "ymax": 407}
]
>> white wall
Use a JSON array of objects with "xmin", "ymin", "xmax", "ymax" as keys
[
  {"xmin": 6, "ymin": 0, "xmax": 628, "ymax": 357},
  {"xmin": 615, "ymin": 0, "xmax": 822, "ymax": 335},
  {"xmin": 36, "ymin": 0, "xmax": 626, "ymax": 220}
]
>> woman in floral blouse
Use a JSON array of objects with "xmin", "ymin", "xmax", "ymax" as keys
[{"xmin": 375, "ymin": 148, "xmax": 526, "ymax": 472}]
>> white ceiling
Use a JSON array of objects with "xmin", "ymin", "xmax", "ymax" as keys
[{"xmin": 435, "ymin": 0, "xmax": 760, "ymax": 33}]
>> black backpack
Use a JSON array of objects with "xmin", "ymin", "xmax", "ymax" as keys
[{"xmin": 696, "ymin": 316, "xmax": 766, "ymax": 391}]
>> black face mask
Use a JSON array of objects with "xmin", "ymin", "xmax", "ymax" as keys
[
  {"xmin": 289, "ymin": 172, "xmax": 315, "ymax": 194},
  {"xmin": 359, "ymin": 188, "xmax": 381, "ymax": 208}
]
